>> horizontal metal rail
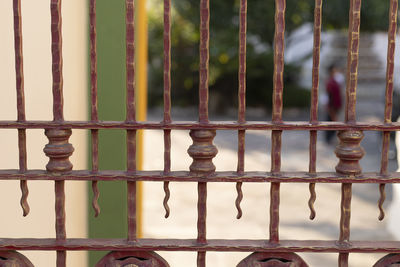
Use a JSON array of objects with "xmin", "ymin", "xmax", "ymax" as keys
[
  {"xmin": 0, "ymin": 120, "xmax": 400, "ymax": 131},
  {"xmin": 0, "ymin": 239, "xmax": 400, "ymax": 253},
  {"xmin": 0, "ymin": 170, "xmax": 400, "ymax": 183}
]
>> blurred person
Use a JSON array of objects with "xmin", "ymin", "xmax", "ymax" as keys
[{"xmin": 325, "ymin": 64, "xmax": 343, "ymax": 144}]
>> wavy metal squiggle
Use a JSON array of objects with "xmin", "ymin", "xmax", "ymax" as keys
[
  {"xmin": 235, "ymin": 182, "xmax": 243, "ymax": 219},
  {"xmin": 378, "ymin": 183, "xmax": 386, "ymax": 221},
  {"xmin": 163, "ymin": 181, "xmax": 170, "ymax": 218},
  {"xmin": 308, "ymin": 183, "xmax": 316, "ymax": 220},
  {"xmin": 92, "ymin": 181, "xmax": 100, "ymax": 217},
  {"xmin": 20, "ymin": 180, "xmax": 30, "ymax": 217}
]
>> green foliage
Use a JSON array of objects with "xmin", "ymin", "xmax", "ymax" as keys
[{"xmin": 148, "ymin": 0, "xmax": 392, "ymax": 110}]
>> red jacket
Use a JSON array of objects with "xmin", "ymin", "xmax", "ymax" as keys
[{"xmin": 326, "ymin": 76, "xmax": 342, "ymax": 110}]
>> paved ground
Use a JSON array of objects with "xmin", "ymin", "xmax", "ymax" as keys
[{"xmin": 141, "ymin": 107, "xmax": 397, "ymax": 267}]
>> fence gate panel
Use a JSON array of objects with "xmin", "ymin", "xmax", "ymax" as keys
[{"xmin": 1, "ymin": 0, "xmax": 400, "ymax": 266}]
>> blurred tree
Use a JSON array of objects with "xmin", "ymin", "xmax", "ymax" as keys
[{"xmin": 147, "ymin": 0, "xmax": 391, "ymax": 111}]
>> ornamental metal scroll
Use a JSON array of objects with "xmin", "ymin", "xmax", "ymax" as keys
[
  {"xmin": 0, "ymin": 251, "xmax": 33, "ymax": 267},
  {"xmin": 95, "ymin": 251, "xmax": 169, "ymax": 267},
  {"xmin": 237, "ymin": 252, "xmax": 308, "ymax": 267},
  {"xmin": 374, "ymin": 254, "xmax": 400, "ymax": 267}
]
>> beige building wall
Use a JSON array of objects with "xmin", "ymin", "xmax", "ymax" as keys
[{"xmin": 0, "ymin": 1, "xmax": 88, "ymax": 266}]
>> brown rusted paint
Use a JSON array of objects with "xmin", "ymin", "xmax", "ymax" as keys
[
  {"xmin": 49, "ymin": 1, "xmax": 68, "ymax": 265},
  {"xmin": 127, "ymin": 129, "xmax": 137, "ymax": 241},
  {"xmin": 379, "ymin": 0, "xmax": 398, "ymax": 222},
  {"xmin": 308, "ymin": 182, "xmax": 316, "ymax": 220},
  {"xmin": 2, "ymin": 238, "xmax": 400, "ymax": 253},
  {"xmin": 95, "ymin": 251, "xmax": 169, "ymax": 267},
  {"xmin": 187, "ymin": 129, "xmax": 217, "ymax": 264},
  {"xmin": 335, "ymin": 130, "xmax": 364, "ymax": 175},
  {"xmin": 345, "ymin": 0, "xmax": 361, "ymax": 123},
  {"xmin": 43, "ymin": 128, "xmax": 73, "ymax": 267},
  {"xmin": 44, "ymin": 129, "xmax": 74, "ymax": 173},
  {"xmin": 163, "ymin": 130, "xmax": 171, "ymax": 218},
  {"xmin": 163, "ymin": 0, "xmax": 172, "ymax": 124},
  {"xmin": 338, "ymin": 252, "xmax": 349, "ymax": 267},
  {"xmin": 307, "ymin": 0, "xmax": 323, "ymax": 221},
  {"xmin": 4, "ymin": 120, "xmax": 400, "ymax": 131},
  {"xmin": 270, "ymin": 0, "xmax": 285, "ymax": 235},
  {"xmin": 236, "ymin": 0, "xmax": 247, "ymax": 222},
  {"xmin": 237, "ymin": 252, "xmax": 308, "ymax": 267},
  {"xmin": 373, "ymin": 253, "xmax": 400, "ymax": 267},
  {"xmin": 0, "ymin": 251, "xmax": 34, "ymax": 267},
  {"xmin": 199, "ymin": 0, "xmax": 210, "ymax": 123},
  {"xmin": 90, "ymin": 0, "xmax": 101, "ymax": 217},
  {"xmin": 384, "ymin": 0, "xmax": 398, "ymax": 125},
  {"xmin": 50, "ymin": 0, "xmax": 64, "ymax": 122},
  {"xmin": 163, "ymin": 0, "xmax": 172, "ymax": 221},
  {"xmin": 13, "ymin": 0, "xmax": 30, "ymax": 218},
  {"xmin": 5, "ymin": 170, "xmax": 400, "ymax": 183},
  {"xmin": 272, "ymin": 0, "xmax": 285, "ymax": 123},
  {"xmin": 188, "ymin": 130, "xmax": 218, "ymax": 174},
  {"xmin": 125, "ymin": 0, "xmax": 138, "ymax": 243},
  {"xmin": 378, "ymin": 183, "xmax": 387, "ymax": 221},
  {"xmin": 238, "ymin": 0, "xmax": 247, "ymax": 124}
]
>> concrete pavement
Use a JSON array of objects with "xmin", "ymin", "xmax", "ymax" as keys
[{"xmin": 141, "ymin": 108, "xmax": 396, "ymax": 267}]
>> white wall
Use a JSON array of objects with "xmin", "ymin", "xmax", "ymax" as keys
[{"xmin": 0, "ymin": 1, "xmax": 87, "ymax": 266}]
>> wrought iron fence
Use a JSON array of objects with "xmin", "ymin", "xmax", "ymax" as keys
[{"xmin": 2, "ymin": 0, "xmax": 400, "ymax": 266}]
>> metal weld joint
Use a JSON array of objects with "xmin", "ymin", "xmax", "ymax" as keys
[
  {"xmin": 187, "ymin": 130, "xmax": 218, "ymax": 175},
  {"xmin": 44, "ymin": 129, "xmax": 74, "ymax": 173}
]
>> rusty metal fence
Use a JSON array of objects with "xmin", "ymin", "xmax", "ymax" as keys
[{"xmin": 2, "ymin": 0, "xmax": 400, "ymax": 266}]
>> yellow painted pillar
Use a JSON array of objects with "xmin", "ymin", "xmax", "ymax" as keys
[{"xmin": 136, "ymin": 0, "xmax": 147, "ymax": 238}]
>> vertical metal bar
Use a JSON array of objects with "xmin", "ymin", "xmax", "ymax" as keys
[
  {"xmin": 236, "ymin": 0, "xmax": 247, "ymax": 220},
  {"xmin": 90, "ymin": 0, "xmax": 98, "ymax": 124},
  {"xmin": 13, "ymin": 0, "xmax": 30, "ymax": 217},
  {"xmin": 344, "ymin": 0, "xmax": 361, "ymax": 123},
  {"xmin": 308, "ymin": 0, "xmax": 323, "ymax": 220},
  {"xmin": 197, "ymin": 251, "xmax": 206, "ymax": 267},
  {"xmin": 13, "ymin": 0, "xmax": 25, "ymax": 123},
  {"xmin": 163, "ymin": 130, "xmax": 171, "ymax": 218},
  {"xmin": 163, "ymin": 0, "xmax": 172, "ymax": 218},
  {"xmin": 199, "ymin": 0, "xmax": 210, "ymax": 123},
  {"xmin": 55, "ymin": 180, "xmax": 66, "ymax": 266},
  {"xmin": 310, "ymin": 0, "xmax": 322, "ymax": 125},
  {"xmin": 50, "ymin": 1, "xmax": 66, "ymax": 265},
  {"xmin": 236, "ymin": 129, "xmax": 245, "ymax": 219},
  {"xmin": 197, "ymin": 2, "xmax": 209, "ymax": 265},
  {"xmin": 339, "ymin": 183, "xmax": 352, "ymax": 242},
  {"xmin": 89, "ymin": 0, "xmax": 100, "ymax": 217},
  {"xmin": 270, "ymin": 0, "xmax": 285, "ymax": 244},
  {"xmin": 126, "ymin": 0, "xmax": 137, "ymax": 242},
  {"xmin": 197, "ymin": 182, "xmax": 207, "ymax": 244},
  {"xmin": 126, "ymin": 0, "xmax": 136, "ymax": 123},
  {"xmin": 339, "ymin": 1, "xmax": 361, "ymax": 265},
  {"xmin": 338, "ymin": 183, "xmax": 352, "ymax": 267},
  {"xmin": 127, "ymin": 130, "xmax": 137, "ymax": 241},
  {"xmin": 197, "ymin": 182, "xmax": 207, "ymax": 267},
  {"xmin": 18, "ymin": 130, "xmax": 29, "ymax": 216},
  {"xmin": 379, "ymin": 0, "xmax": 398, "ymax": 221},
  {"xmin": 238, "ymin": 0, "xmax": 247, "ymax": 124},
  {"xmin": 270, "ymin": 133, "xmax": 281, "ymax": 243},
  {"xmin": 338, "ymin": 253, "xmax": 349, "ymax": 267},
  {"xmin": 51, "ymin": 0, "xmax": 64, "ymax": 122},
  {"xmin": 163, "ymin": 0, "xmax": 172, "ymax": 124}
]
